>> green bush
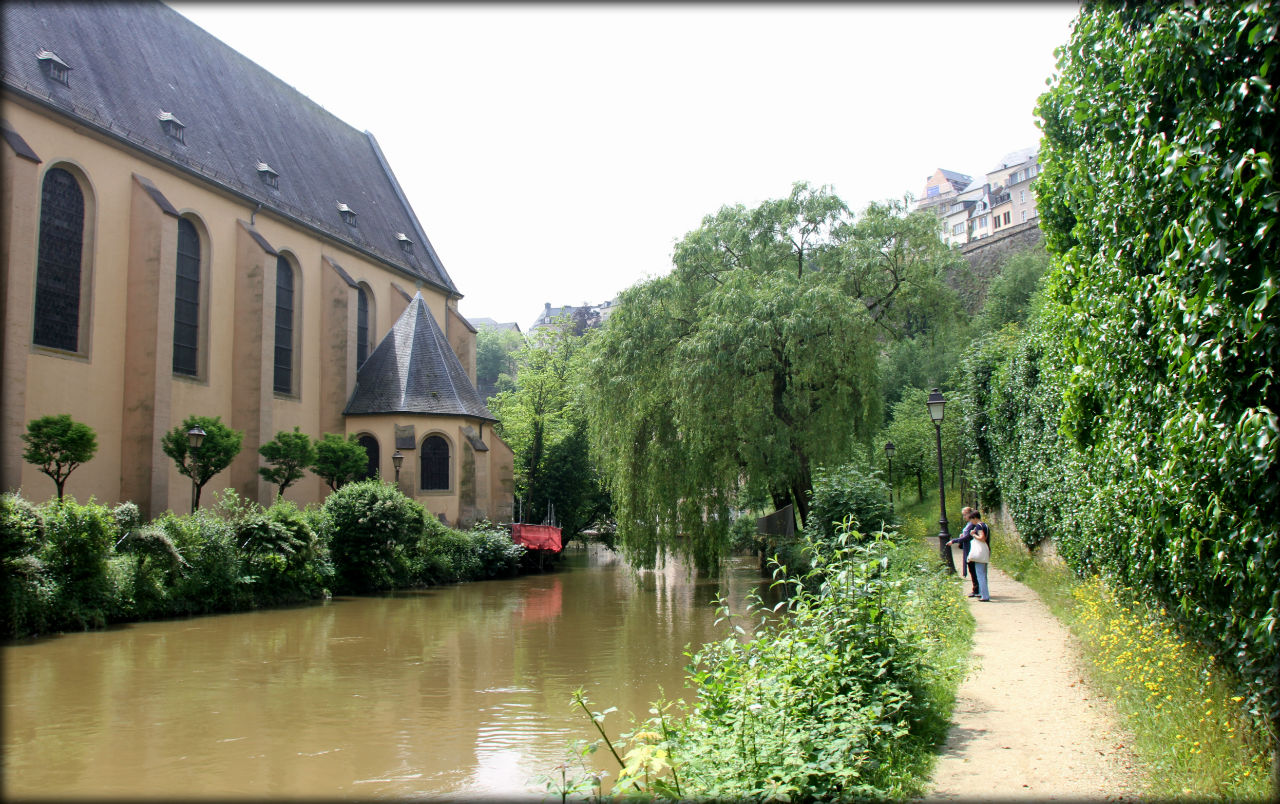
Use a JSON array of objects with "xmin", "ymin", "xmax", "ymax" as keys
[
  {"xmin": 323, "ymin": 479, "xmax": 424, "ymax": 592},
  {"xmin": 38, "ymin": 498, "xmax": 118, "ymax": 629},
  {"xmin": 806, "ymin": 462, "xmax": 895, "ymax": 544},
  {"xmin": 154, "ymin": 509, "xmax": 245, "ymax": 615},
  {"xmin": 465, "ymin": 521, "xmax": 525, "ymax": 579}
]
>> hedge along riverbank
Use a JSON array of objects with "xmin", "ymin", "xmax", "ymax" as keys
[
  {"xmin": 542, "ymin": 517, "xmax": 972, "ymax": 801},
  {"xmin": 960, "ymin": 0, "xmax": 1278, "ymax": 768},
  {"xmin": 0, "ymin": 479, "xmax": 526, "ymax": 640}
]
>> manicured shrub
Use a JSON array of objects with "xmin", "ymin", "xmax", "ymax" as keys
[
  {"xmin": 323, "ymin": 479, "xmax": 424, "ymax": 592},
  {"xmin": 21, "ymin": 414, "xmax": 98, "ymax": 501}
]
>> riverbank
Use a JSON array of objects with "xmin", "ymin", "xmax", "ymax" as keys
[{"xmin": 1, "ymin": 481, "xmax": 532, "ymax": 641}]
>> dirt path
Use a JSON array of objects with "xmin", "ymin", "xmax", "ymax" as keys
[{"xmin": 924, "ymin": 561, "xmax": 1145, "ymax": 801}]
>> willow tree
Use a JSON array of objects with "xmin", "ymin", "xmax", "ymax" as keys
[{"xmin": 582, "ymin": 182, "xmax": 958, "ymax": 571}]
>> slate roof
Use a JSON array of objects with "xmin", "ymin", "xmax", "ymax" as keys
[
  {"xmin": 1, "ymin": 0, "xmax": 457, "ymax": 295},
  {"xmin": 344, "ymin": 293, "xmax": 495, "ymax": 421},
  {"xmin": 939, "ymin": 169, "xmax": 973, "ymax": 188},
  {"xmin": 988, "ymin": 146, "xmax": 1038, "ymax": 173}
]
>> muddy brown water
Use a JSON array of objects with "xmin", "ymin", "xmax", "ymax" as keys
[{"xmin": 3, "ymin": 545, "xmax": 770, "ymax": 799}]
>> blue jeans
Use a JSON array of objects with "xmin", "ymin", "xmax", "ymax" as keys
[{"xmin": 972, "ymin": 561, "xmax": 990, "ymax": 601}]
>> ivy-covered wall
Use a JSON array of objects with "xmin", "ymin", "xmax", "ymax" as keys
[{"xmin": 963, "ymin": 0, "xmax": 1278, "ymax": 736}]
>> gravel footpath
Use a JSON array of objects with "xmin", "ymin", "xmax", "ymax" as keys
[{"xmin": 923, "ymin": 560, "xmax": 1146, "ymax": 801}]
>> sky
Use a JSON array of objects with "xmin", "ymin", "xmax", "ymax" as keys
[{"xmin": 168, "ymin": 2, "xmax": 1080, "ymax": 331}]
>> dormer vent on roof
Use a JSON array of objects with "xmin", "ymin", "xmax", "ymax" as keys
[
  {"xmin": 157, "ymin": 111, "xmax": 185, "ymax": 144},
  {"xmin": 337, "ymin": 202, "xmax": 357, "ymax": 226},
  {"xmin": 36, "ymin": 49, "xmax": 71, "ymax": 85},
  {"xmin": 256, "ymin": 162, "xmax": 279, "ymax": 189},
  {"xmin": 396, "ymin": 232, "xmax": 414, "ymax": 254}
]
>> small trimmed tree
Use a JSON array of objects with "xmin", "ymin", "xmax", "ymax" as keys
[
  {"xmin": 258, "ymin": 427, "xmax": 316, "ymax": 497},
  {"xmin": 21, "ymin": 414, "xmax": 98, "ymax": 501},
  {"xmin": 161, "ymin": 415, "xmax": 243, "ymax": 509},
  {"xmin": 311, "ymin": 433, "xmax": 369, "ymax": 491}
]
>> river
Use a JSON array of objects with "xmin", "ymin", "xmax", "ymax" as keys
[{"xmin": 3, "ymin": 545, "xmax": 769, "ymax": 799}]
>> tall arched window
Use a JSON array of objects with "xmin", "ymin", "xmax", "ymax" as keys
[
  {"xmin": 33, "ymin": 167, "xmax": 86, "ymax": 351},
  {"xmin": 273, "ymin": 255, "xmax": 295, "ymax": 394},
  {"xmin": 357, "ymin": 434, "xmax": 379, "ymax": 480},
  {"xmin": 420, "ymin": 435, "xmax": 449, "ymax": 491},
  {"xmin": 172, "ymin": 217, "xmax": 201, "ymax": 376},
  {"xmin": 356, "ymin": 285, "xmax": 370, "ymax": 366}
]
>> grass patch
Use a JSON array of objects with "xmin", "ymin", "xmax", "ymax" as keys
[{"xmin": 996, "ymin": 532, "xmax": 1274, "ymax": 801}]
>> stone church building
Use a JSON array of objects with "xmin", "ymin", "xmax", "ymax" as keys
[{"xmin": 1, "ymin": 1, "xmax": 514, "ymax": 524}]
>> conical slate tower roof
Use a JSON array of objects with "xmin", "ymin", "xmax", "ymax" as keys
[{"xmin": 344, "ymin": 294, "xmax": 495, "ymax": 420}]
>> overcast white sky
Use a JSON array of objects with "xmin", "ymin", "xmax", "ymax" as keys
[{"xmin": 169, "ymin": 3, "xmax": 1079, "ymax": 330}]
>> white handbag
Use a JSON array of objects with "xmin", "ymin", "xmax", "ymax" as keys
[{"xmin": 968, "ymin": 531, "xmax": 991, "ymax": 564}]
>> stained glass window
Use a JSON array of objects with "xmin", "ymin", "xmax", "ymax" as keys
[
  {"xmin": 33, "ymin": 168, "xmax": 85, "ymax": 352},
  {"xmin": 420, "ymin": 435, "xmax": 449, "ymax": 490},
  {"xmin": 356, "ymin": 286, "xmax": 370, "ymax": 366},
  {"xmin": 273, "ymin": 256, "xmax": 294, "ymax": 394},
  {"xmin": 173, "ymin": 218, "xmax": 201, "ymax": 376},
  {"xmin": 358, "ymin": 434, "xmax": 379, "ymax": 479}
]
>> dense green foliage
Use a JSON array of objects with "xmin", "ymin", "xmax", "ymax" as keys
[
  {"xmin": 21, "ymin": 414, "xmax": 98, "ymax": 501},
  {"xmin": 258, "ymin": 427, "xmax": 316, "ymax": 497},
  {"xmin": 960, "ymin": 0, "xmax": 1278, "ymax": 741},
  {"xmin": 161, "ymin": 415, "xmax": 243, "ymax": 509},
  {"xmin": 805, "ymin": 462, "xmax": 895, "ymax": 544},
  {"xmin": 490, "ymin": 318, "xmax": 610, "ymax": 538},
  {"xmin": 310, "ymin": 432, "xmax": 369, "ymax": 491},
  {"xmin": 583, "ymin": 184, "xmax": 960, "ymax": 572},
  {"xmin": 0, "ymin": 483, "xmax": 530, "ymax": 639},
  {"xmin": 475, "ymin": 325, "xmax": 524, "ymax": 399},
  {"xmin": 881, "ymin": 388, "xmax": 964, "ymax": 505},
  {"xmin": 322, "ymin": 478, "xmax": 426, "ymax": 592},
  {"xmin": 550, "ymin": 522, "xmax": 970, "ymax": 800}
]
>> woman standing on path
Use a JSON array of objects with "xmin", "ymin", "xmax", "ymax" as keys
[
  {"xmin": 966, "ymin": 509, "xmax": 991, "ymax": 601},
  {"xmin": 949, "ymin": 507, "xmax": 981, "ymax": 598}
]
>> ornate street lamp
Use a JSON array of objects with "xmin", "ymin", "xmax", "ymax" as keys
[
  {"xmin": 926, "ymin": 388, "xmax": 956, "ymax": 573},
  {"xmin": 392, "ymin": 450, "xmax": 404, "ymax": 484},
  {"xmin": 884, "ymin": 440, "xmax": 896, "ymax": 514},
  {"xmin": 187, "ymin": 425, "xmax": 206, "ymax": 512}
]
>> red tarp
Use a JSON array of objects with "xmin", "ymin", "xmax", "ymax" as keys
[{"xmin": 511, "ymin": 523, "xmax": 562, "ymax": 552}]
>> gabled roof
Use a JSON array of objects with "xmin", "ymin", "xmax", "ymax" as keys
[
  {"xmin": 344, "ymin": 293, "xmax": 495, "ymax": 421},
  {"xmin": 988, "ymin": 146, "xmax": 1038, "ymax": 172},
  {"xmin": 1, "ymin": 0, "xmax": 457, "ymax": 295},
  {"xmin": 939, "ymin": 168, "xmax": 973, "ymax": 188}
]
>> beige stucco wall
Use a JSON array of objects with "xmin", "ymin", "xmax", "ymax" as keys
[
  {"xmin": 2, "ymin": 96, "xmax": 507, "ymax": 520},
  {"xmin": 342, "ymin": 415, "xmax": 513, "ymax": 527}
]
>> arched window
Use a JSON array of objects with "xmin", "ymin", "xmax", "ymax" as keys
[
  {"xmin": 420, "ymin": 435, "xmax": 449, "ymax": 491},
  {"xmin": 273, "ymin": 255, "xmax": 295, "ymax": 394},
  {"xmin": 357, "ymin": 434, "xmax": 379, "ymax": 480},
  {"xmin": 356, "ymin": 285, "xmax": 370, "ymax": 366},
  {"xmin": 172, "ymin": 217, "xmax": 202, "ymax": 376},
  {"xmin": 33, "ymin": 167, "xmax": 86, "ymax": 351}
]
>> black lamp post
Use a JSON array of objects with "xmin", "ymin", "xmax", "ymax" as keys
[
  {"xmin": 884, "ymin": 440, "xmax": 896, "ymax": 514},
  {"xmin": 392, "ymin": 450, "xmax": 404, "ymax": 484},
  {"xmin": 187, "ymin": 425, "xmax": 206, "ymax": 512},
  {"xmin": 926, "ymin": 388, "xmax": 956, "ymax": 573}
]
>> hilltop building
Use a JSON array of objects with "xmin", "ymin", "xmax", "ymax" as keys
[
  {"xmin": 529, "ymin": 298, "xmax": 619, "ymax": 332},
  {"xmin": 1, "ymin": 1, "xmax": 513, "ymax": 524},
  {"xmin": 917, "ymin": 148, "xmax": 1042, "ymax": 247}
]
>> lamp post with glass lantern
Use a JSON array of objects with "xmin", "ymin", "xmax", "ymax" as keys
[
  {"xmin": 392, "ymin": 450, "xmax": 404, "ymax": 485},
  {"xmin": 926, "ymin": 388, "xmax": 956, "ymax": 573},
  {"xmin": 884, "ymin": 440, "xmax": 896, "ymax": 515},
  {"xmin": 187, "ymin": 425, "xmax": 206, "ymax": 512}
]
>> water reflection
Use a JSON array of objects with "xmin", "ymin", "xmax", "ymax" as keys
[{"xmin": 3, "ymin": 545, "xmax": 768, "ymax": 799}]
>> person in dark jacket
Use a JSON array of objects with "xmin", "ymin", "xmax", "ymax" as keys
[{"xmin": 948, "ymin": 507, "xmax": 980, "ymax": 597}]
